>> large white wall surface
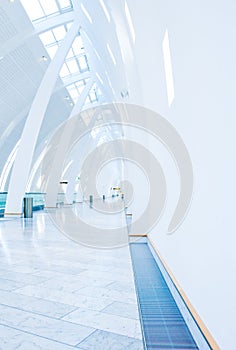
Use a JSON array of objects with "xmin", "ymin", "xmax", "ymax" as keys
[{"xmin": 125, "ymin": 0, "xmax": 236, "ymax": 348}]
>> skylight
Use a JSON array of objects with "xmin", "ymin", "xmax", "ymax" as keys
[
  {"xmin": 67, "ymin": 81, "xmax": 101, "ymax": 105},
  {"xmin": 60, "ymin": 53, "xmax": 89, "ymax": 78},
  {"xmin": 21, "ymin": 0, "xmax": 103, "ymax": 109},
  {"xmin": 72, "ymin": 36, "xmax": 84, "ymax": 56},
  {"xmin": 39, "ymin": 24, "xmax": 96, "ymax": 107},
  {"xmin": 60, "ymin": 63, "xmax": 70, "ymax": 78},
  {"xmin": 53, "ymin": 25, "xmax": 67, "ymax": 41},
  {"xmin": 21, "ymin": 0, "xmax": 73, "ymax": 23},
  {"xmin": 39, "ymin": 0, "xmax": 58, "ymax": 16},
  {"xmin": 39, "ymin": 24, "xmax": 70, "ymax": 59},
  {"xmin": 67, "ymin": 79, "xmax": 89, "ymax": 103},
  {"xmin": 39, "ymin": 31, "xmax": 55, "ymax": 46},
  {"xmin": 66, "ymin": 59, "xmax": 79, "ymax": 74},
  {"xmin": 39, "ymin": 26, "xmax": 89, "ymax": 78},
  {"xmin": 84, "ymin": 83, "xmax": 101, "ymax": 105}
]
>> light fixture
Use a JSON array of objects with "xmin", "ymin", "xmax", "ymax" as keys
[
  {"xmin": 41, "ymin": 55, "xmax": 48, "ymax": 61},
  {"xmin": 64, "ymin": 96, "xmax": 70, "ymax": 100},
  {"xmin": 120, "ymin": 89, "xmax": 129, "ymax": 99},
  {"xmin": 0, "ymin": 56, "xmax": 4, "ymax": 60}
]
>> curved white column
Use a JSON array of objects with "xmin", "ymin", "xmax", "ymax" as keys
[
  {"xmin": 5, "ymin": 20, "xmax": 81, "ymax": 215},
  {"xmin": 44, "ymin": 78, "xmax": 93, "ymax": 207},
  {"xmin": 70, "ymin": 78, "xmax": 94, "ymax": 116}
]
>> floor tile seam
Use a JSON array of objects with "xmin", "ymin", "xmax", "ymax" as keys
[
  {"xmin": 59, "ymin": 304, "xmax": 121, "ymax": 321},
  {"xmin": 61, "ymin": 305, "xmax": 142, "ymax": 326},
  {"xmin": 73, "ymin": 293, "xmax": 138, "ymax": 305},
  {"xmin": 63, "ymin": 315, "xmax": 143, "ymax": 341},
  {"xmin": 97, "ymin": 281, "xmax": 117, "ymax": 289},
  {"xmin": 14, "ymin": 288, "xmax": 117, "ymax": 311},
  {"xmin": 100, "ymin": 309, "xmax": 140, "ymax": 321},
  {"xmin": 15, "ymin": 279, "xmax": 92, "ymax": 291},
  {"xmin": 31, "ymin": 269, "xmax": 90, "ymax": 279},
  {"xmin": 0, "ymin": 275, "xmax": 53, "ymax": 287},
  {"xmin": 75, "ymin": 328, "xmax": 98, "ymax": 348},
  {"xmin": 75, "ymin": 328, "xmax": 142, "ymax": 348},
  {"xmin": 58, "ymin": 307, "xmax": 81, "ymax": 320},
  {"xmin": 14, "ymin": 283, "xmax": 119, "ymax": 302},
  {"xmin": 74, "ymin": 288, "xmax": 137, "ymax": 301},
  {"xmin": 99, "ymin": 301, "xmax": 141, "ymax": 320},
  {"xmin": 0, "ymin": 285, "xmax": 27, "ymax": 293},
  {"xmin": 0, "ymin": 276, "xmax": 27, "ymax": 286},
  {"xmin": 0, "ymin": 299, "xmax": 79, "ymax": 319},
  {"xmin": 7, "ymin": 289, "xmax": 117, "ymax": 313},
  {"xmin": 30, "ymin": 268, "xmax": 88, "ymax": 277},
  {"xmin": 0, "ymin": 321, "xmax": 86, "ymax": 348},
  {"xmin": 0, "ymin": 302, "xmax": 100, "ymax": 328}
]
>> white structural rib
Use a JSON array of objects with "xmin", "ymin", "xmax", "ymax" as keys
[
  {"xmin": 5, "ymin": 19, "xmax": 81, "ymax": 215},
  {"xmin": 45, "ymin": 78, "xmax": 93, "ymax": 207}
]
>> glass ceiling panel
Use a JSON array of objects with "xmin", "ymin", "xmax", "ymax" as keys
[
  {"xmin": 59, "ymin": 37, "xmax": 89, "ymax": 79},
  {"xmin": 78, "ymin": 56, "xmax": 88, "ymax": 71},
  {"xmin": 39, "ymin": 24, "xmax": 68, "ymax": 59},
  {"xmin": 89, "ymin": 90, "xmax": 97, "ymax": 102},
  {"xmin": 60, "ymin": 64, "xmax": 70, "ymax": 78},
  {"xmin": 39, "ymin": 0, "xmax": 58, "ymax": 16},
  {"xmin": 21, "ymin": 0, "xmax": 45, "ymax": 21},
  {"xmin": 72, "ymin": 36, "xmax": 84, "ymax": 55},
  {"xmin": 39, "ymin": 31, "xmax": 55, "ymax": 46},
  {"xmin": 75, "ymin": 80, "xmax": 85, "ymax": 88},
  {"xmin": 46, "ymin": 45, "xmax": 58, "ymax": 59},
  {"xmin": 84, "ymin": 83, "xmax": 100, "ymax": 106},
  {"xmin": 67, "ymin": 49, "xmax": 74, "ymax": 59},
  {"xmin": 57, "ymin": 0, "xmax": 73, "ymax": 10},
  {"xmin": 21, "ymin": 0, "xmax": 102, "ymax": 109},
  {"xmin": 53, "ymin": 26, "xmax": 67, "ymax": 41},
  {"xmin": 67, "ymin": 87, "xmax": 78, "ymax": 99},
  {"xmin": 66, "ymin": 80, "xmax": 86, "ymax": 103},
  {"xmin": 77, "ymin": 86, "xmax": 84, "ymax": 94},
  {"xmin": 66, "ymin": 22, "xmax": 73, "ymax": 30},
  {"xmin": 21, "ymin": 0, "xmax": 73, "ymax": 23},
  {"xmin": 67, "ymin": 59, "xmax": 79, "ymax": 74}
]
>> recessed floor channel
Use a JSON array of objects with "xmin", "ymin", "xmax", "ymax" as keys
[{"xmin": 130, "ymin": 243, "xmax": 199, "ymax": 350}]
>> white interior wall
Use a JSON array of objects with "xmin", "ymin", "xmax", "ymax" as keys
[
  {"xmin": 2, "ymin": 0, "xmax": 235, "ymax": 347},
  {"xmin": 125, "ymin": 0, "xmax": 236, "ymax": 348}
]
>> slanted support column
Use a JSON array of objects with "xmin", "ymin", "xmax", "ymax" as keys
[
  {"xmin": 5, "ymin": 20, "xmax": 81, "ymax": 216},
  {"xmin": 70, "ymin": 78, "xmax": 94, "ymax": 117},
  {"xmin": 44, "ymin": 78, "xmax": 93, "ymax": 208}
]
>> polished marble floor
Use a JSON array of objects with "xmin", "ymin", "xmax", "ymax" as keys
[{"xmin": 0, "ymin": 205, "xmax": 143, "ymax": 350}]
